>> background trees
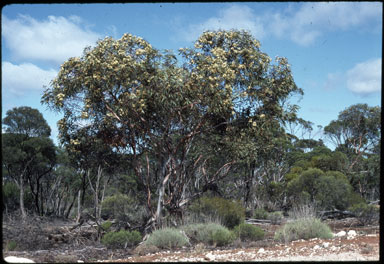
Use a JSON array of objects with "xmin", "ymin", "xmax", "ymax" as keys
[
  {"xmin": 2, "ymin": 107, "xmax": 56, "ymax": 219},
  {"xmin": 324, "ymin": 104, "xmax": 381, "ymax": 200}
]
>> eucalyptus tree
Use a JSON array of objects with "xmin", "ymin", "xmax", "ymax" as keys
[
  {"xmin": 2, "ymin": 106, "xmax": 51, "ymax": 138},
  {"xmin": 324, "ymin": 104, "xmax": 380, "ymax": 168},
  {"xmin": 2, "ymin": 107, "xmax": 55, "ymax": 218},
  {"xmin": 324, "ymin": 104, "xmax": 380, "ymax": 200},
  {"xmin": 42, "ymin": 30, "xmax": 302, "ymax": 230}
]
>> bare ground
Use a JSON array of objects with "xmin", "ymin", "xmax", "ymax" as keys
[{"xmin": 2, "ymin": 214, "xmax": 380, "ymax": 262}]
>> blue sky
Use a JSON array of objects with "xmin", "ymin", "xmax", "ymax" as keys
[{"xmin": 1, "ymin": 2, "xmax": 382, "ymax": 147}]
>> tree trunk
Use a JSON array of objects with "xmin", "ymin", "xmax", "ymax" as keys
[
  {"xmin": 64, "ymin": 192, "xmax": 77, "ymax": 219},
  {"xmin": 156, "ymin": 181, "xmax": 166, "ymax": 228},
  {"xmin": 76, "ymin": 190, "xmax": 82, "ymax": 223},
  {"xmin": 19, "ymin": 174, "xmax": 27, "ymax": 220}
]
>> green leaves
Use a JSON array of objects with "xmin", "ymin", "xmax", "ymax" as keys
[{"xmin": 2, "ymin": 106, "xmax": 51, "ymax": 138}]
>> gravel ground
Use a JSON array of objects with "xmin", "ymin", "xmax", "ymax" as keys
[
  {"xmin": 101, "ymin": 233, "xmax": 379, "ymax": 262},
  {"xmin": 2, "ymin": 215, "xmax": 380, "ymax": 262}
]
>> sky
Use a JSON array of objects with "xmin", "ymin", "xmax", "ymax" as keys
[{"xmin": 1, "ymin": 2, "xmax": 382, "ymax": 147}]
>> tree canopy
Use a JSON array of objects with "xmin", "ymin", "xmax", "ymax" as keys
[{"xmin": 2, "ymin": 106, "xmax": 51, "ymax": 138}]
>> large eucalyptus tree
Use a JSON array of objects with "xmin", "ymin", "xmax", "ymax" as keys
[{"xmin": 42, "ymin": 30, "xmax": 302, "ymax": 230}]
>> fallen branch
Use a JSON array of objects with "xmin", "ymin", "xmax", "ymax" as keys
[
  {"xmin": 245, "ymin": 218, "xmax": 272, "ymax": 224},
  {"xmin": 319, "ymin": 209, "xmax": 356, "ymax": 220}
]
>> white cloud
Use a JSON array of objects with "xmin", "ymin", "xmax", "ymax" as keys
[
  {"xmin": 346, "ymin": 58, "xmax": 381, "ymax": 95},
  {"xmin": 181, "ymin": 4, "xmax": 265, "ymax": 42},
  {"xmin": 2, "ymin": 15, "xmax": 101, "ymax": 64},
  {"xmin": 267, "ymin": 2, "xmax": 382, "ymax": 46},
  {"xmin": 178, "ymin": 2, "xmax": 381, "ymax": 46},
  {"xmin": 2, "ymin": 61, "xmax": 57, "ymax": 95}
]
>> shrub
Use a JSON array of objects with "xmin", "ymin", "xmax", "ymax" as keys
[
  {"xmin": 287, "ymin": 168, "xmax": 354, "ymax": 210},
  {"xmin": 2, "ymin": 182, "xmax": 19, "ymax": 212},
  {"xmin": 189, "ymin": 196, "xmax": 245, "ymax": 229},
  {"xmin": 101, "ymin": 221, "xmax": 113, "ymax": 232},
  {"xmin": 133, "ymin": 244, "xmax": 159, "ymax": 255},
  {"xmin": 288, "ymin": 203, "xmax": 318, "ymax": 220},
  {"xmin": 145, "ymin": 228, "xmax": 189, "ymax": 249},
  {"xmin": 6, "ymin": 241, "xmax": 17, "ymax": 251},
  {"xmin": 253, "ymin": 208, "xmax": 268, "ymax": 219},
  {"xmin": 267, "ymin": 211, "xmax": 284, "ymax": 225},
  {"xmin": 182, "ymin": 222, "xmax": 234, "ymax": 246},
  {"xmin": 101, "ymin": 230, "xmax": 142, "ymax": 249},
  {"xmin": 182, "ymin": 223, "xmax": 210, "ymax": 244},
  {"xmin": 314, "ymin": 172, "xmax": 353, "ymax": 210},
  {"xmin": 233, "ymin": 223, "xmax": 264, "ymax": 241},
  {"xmin": 101, "ymin": 193, "xmax": 149, "ymax": 226},
  {"xmin": 274, "ymin": 217, "xmax": 333, "ymax": 243},
  {"xmin": 212, "ymin": 228, "xmax": 235, "ymax": 247},
  {"xmin": 349, "ymin": 203, "xmax": 379, "ymax": 225}
]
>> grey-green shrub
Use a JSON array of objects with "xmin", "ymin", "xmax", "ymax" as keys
[
  {"xmin": 253, "ymin": 208, "xmax": 268, "ymax": 219},
  {"xmin": 145, "ymin": 228, "xmax": 189, "ymax": 249},
  {"xmin": 233, "ymin": 223, "xmax": 264, "ymax": 241},
  {"xmin": 189, "ymin": 196, "xmax": 245, "ymax": 229},
  {"xmin": 211, "ymin": 228, "xmax": 235, "ymax": 246},
  {"xmin": 101, "ymin": 193, "xmax": 149, "ymax": 228},
  {"xmin": 349, "ymin": 203, "xmax": 379, "ymax": 225},
  {"xmin": 101, "ymin": 230, "xmax": 142, "ymax": 249},
  {"xmin": 182, "ymin": 222, "xmax": 234, "ymax": 246},
  {"xmin": 182, "ymin": 223, "xmax": 210, "ymax": 244},
  {"xmin": 267, "ymin": 211, "xmax": 284, "ymax": 224},
  {"xmin": 274, "ymin": 217, "xmax": 333, "ymax": 243}
]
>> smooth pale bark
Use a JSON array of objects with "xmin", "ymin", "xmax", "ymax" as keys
[{"xmin": 19, "ymin": 174, "xmax": 27, "ymax": 220}]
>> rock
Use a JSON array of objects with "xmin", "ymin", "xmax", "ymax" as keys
[
  {"xmin": 204, "ymin": 252, "xmax": 215, "ymax": 261},
  {"xmin": 258, "ymin": 248, "xmax": 265, "ymax": 254},
  {"xmin": 347, "ymin": 230, "xmax": 357, "ymax": 237},
  {"xmin": 330, "ymin": 246, "xmax": 338, "ymax": 251},
  {"xmin": 285, "ymin": 247, "xmax": 291, "ymax": 252},
  {"xmin": 335, "ymin": 231, "xmax": 346, "ymax": 237},
  {"xmin": 313, "ymin": 245, "xmax": 320, "ymax": 250},
  {"xmin": 4, "ymin": 256, "xmax": 35, "ymax": 263},
  {"xmin": 322, "ymin": 242, "xmax": 330, "ymax": 248}
]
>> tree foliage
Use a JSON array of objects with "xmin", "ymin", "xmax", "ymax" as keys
[
  {"xmin": 2, "ymin": 106, "xmax": 51, "ymax": 138},
  {"xmin": 2, "ymin": 107, "xmax": 56, "ymax": 217}
]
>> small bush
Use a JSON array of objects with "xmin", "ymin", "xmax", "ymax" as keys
[
  {"xmin": 145, "ymin": 228, "xmax": 189, "ymax": 249},
  {"xmin": 212, "ymin": 228, "xmax": 235, "ymax": 247},
  {"xmin": 288, "ymin": 203, "xmax": 318, "ymax": 220},
  {"xmin": 182, "ymin": 222, "xmax": 234, "ymax": 246},
  {"xmin": 349, "ymin": 203, "xmax": 379, "ymax": 225},
  {"xmin": 182, "ymin": 223, "xmax": 209, "ymax": 244},
  {"xmin": 189, "ymin": 196, "xmax": 245, "ymax": 229},
  {"xmin": 3, "ymin": 182, "xmax": 19, "ymax": 212},
  {"xmin": 101, "ymin": 193, "xmax": 149, "ymax": 225},
  {"xmin": 233, "ymin": 223, "xmax": 264, "ymax": 241},
  {"xmin": 253, "ymin": 208, "xmax": 268, "ymax": 219},
  {"xmin": 133, "ymin": 244, "xmax": 159, "ymax": 255},
  {"xmin": 101, "ymin": 221, "xmax": 113, "ymax": 232},
  {"xmin": 274, "ymin": 217, "xmax": 333, "ymax": 243},
  {"xmin": 101, "ymin": 230, "xmax": 142, "ymax": 249},
  {"xmin": 6, "ymin": 240, "xmax": 17, "ymax": 251},
  {"xmin": 267, "ymin": 211, "xmax": 284, "ymax": 224}
]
